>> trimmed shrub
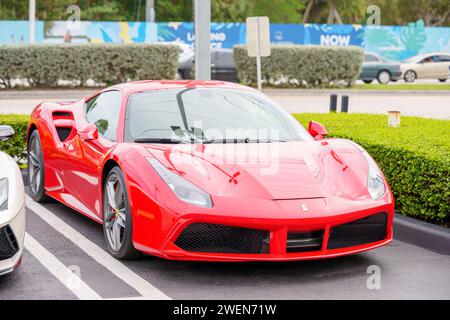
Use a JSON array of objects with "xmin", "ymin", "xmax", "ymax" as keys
[
  {"xmin": 294, "ymin": 113, "xmax": 450, "ymax": 222},
  {"xmin": 233, "ymin": 45, "xmax": 364, "ymax": 87},
  {"xmin": 0, "ymin": 44, "xmax": 179, "ymax": 88},
  {"xmin": 0, "ymin": 114, "xmax": 29, "ymax": 162}
]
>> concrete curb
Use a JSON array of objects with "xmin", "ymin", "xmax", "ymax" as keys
[
  {"xmin": 263, "ymin": 89, "xmax": 450, "ymax": 96},
  {"xmin": 394, "ymin": 213, "xmax": 450, "ymax": 255}
]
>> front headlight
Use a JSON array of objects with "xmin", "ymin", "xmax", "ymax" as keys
[
  {"xmin": 361, "ymin": 151, "xmax": 386, "ymax": 200},
  {"xmin": 147, "ymin": 158, "xmax": 213, "ymax": 208},
  {"xmin": 0, "ymin": 178, "xmax": 8, "ymax": 211}
]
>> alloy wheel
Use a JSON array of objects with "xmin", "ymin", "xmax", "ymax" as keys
[
  {"xmin": 404, "ymin": 70, "xmax": 416, "ymax": 82},
  {"xmin": 28, "ymin": 135, "xmax": 42, "ymax": 195},
  {"xmin": 104, "ymin": 173, "xmax": 127, "ymax": 252}
]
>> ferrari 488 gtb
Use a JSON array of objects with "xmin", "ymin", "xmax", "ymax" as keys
[{"xmin": 27, "ymin": 81, "xmax": 394, "ymax": 261}]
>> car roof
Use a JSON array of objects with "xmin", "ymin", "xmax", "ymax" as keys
[{"xmin": 106, "ymin": 80, "xmax": 252, "ymax": 95}]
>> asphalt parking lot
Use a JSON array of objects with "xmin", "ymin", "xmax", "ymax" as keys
[{"xmin": 0, "ymin": 180, "xmax": 449, "ymax": 300}]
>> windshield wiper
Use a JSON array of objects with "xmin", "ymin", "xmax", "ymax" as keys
[
  {"xmin": 203, "ymin": 138, "xmax": 287, "ymax": 144},
  {"xmin": 134, "ymin": 138, "xmax": 190, "ymax": 144}
]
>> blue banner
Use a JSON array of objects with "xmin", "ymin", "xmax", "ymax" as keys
[
  {"xmin": 157, "ymin": 22, "xmax": 243, "ymax": 48},
  {"xmin": 0, "ymin": 21, "xmax": 44, "ymax": 44},
  {"xmin": 1, "ymin": 20, "xmax": 449, "ymax": 61}
]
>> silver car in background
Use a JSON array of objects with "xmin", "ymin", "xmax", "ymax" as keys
[{"xmin": 401, "ymin": 53, "xmax": 450, "ymax": 82}]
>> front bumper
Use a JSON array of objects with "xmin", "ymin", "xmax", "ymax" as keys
[
  {"xmin": 0, "ymin": 203, "xmax": 26, "ymax": 275},
  {"xmin": 136, "ymin": 204, "xmax": 394, "ymax": 262}
]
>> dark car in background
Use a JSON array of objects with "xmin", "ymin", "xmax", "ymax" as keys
[
  {"xmin": 178, "ymin": 47, "xmax": 238, "ymax": 82},
  {"xmin": 359, "ymin": 53, "xmax": 402, "ymax": 84}
]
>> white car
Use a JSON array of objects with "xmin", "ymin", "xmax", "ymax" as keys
[
  {"xmin": 400, "ymin": 53, "xmax": 450, "ymax": 82},
  {"xmin": 0, "ymin": 125, "xmax": 25, "ymax": 276}
]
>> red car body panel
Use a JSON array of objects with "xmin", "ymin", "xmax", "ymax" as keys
[{"xmin": 27, "ymin": 80, "xmax": 394, "ymax": 262}]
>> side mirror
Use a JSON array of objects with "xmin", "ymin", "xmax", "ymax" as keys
[
  {"xmin": 308, "ymin": 121, "xmax": 328, "ymax": 140},
  {"xmin": 78, "ymin": 124, "xmax": 98, "ymax": 141},
  {"xmin": 0, "ymin": 125, "xmax": 14, "ymax": 142}
]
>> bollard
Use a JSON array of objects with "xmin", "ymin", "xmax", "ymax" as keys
[
  {"xmin": 330, "ymin": 94, "xmax": 337, "ymax": 112},
  {"xmin": 341, "ymin": 95, "xmax": 349, "ymax": 113}
]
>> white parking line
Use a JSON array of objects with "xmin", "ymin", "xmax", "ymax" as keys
[
  {"xmin": 26, "ymin": 196, "xmax": 171, "ymax": 300},
  {"xmin": 24, "ymin": 233, "xmax": 101, "ymax": 300}
]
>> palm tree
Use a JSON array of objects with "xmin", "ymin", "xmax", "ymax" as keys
[{"xmin": 303, "ymin": 0, "xmax": 342, "ymax": 24}]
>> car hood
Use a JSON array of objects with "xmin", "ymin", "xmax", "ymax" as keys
[{"xmin": 146, "ymin": 139, "xmax": 371, "ymax": 201}]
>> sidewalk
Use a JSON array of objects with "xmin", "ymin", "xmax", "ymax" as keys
[{"xmin": 0, "ymin": 88, "xmax": 449, "ymax": 119}]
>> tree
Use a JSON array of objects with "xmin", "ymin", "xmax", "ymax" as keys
[{"xmin": 211, "ymin": 0, "xmax": 305, "ymax": 23}]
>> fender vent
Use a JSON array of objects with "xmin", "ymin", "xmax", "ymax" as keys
[
  {"xmin": 0, "ymin": 225, "xmax": 19, "ymax": 260},
  {"xmin": 327, "ymin": 213, "xmax": 387, "ymax": 250},
  {"xmin": 56, "ymin": 127, "xmax": 72, "ymax": 142},
  {"xmin": 175, "ymin": 223, "xmax": 269, "ymax": 254},
  {"xmin": 52, "ymin": 111, "xmax": 73, "ymax": 119}
]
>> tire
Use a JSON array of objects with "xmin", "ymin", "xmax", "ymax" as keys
[
  {"xmin": 102, "ymin": 166, "xmax": 140, "ymax": 260},
  {"xmin": 362, "ymin": 79, "xmax": 373, "ymax": 84},
  {"xmin": 404, "ymin": 70, "xmax": 417, "ymax": 83},
  {"xmin": 377, "ymin": 70, "xmax": 391, "ymax": 84},
  {"xmin": 27, "ymin": 130, "xmax": 50, "ymax": 202},
  {"xmin": 438, "ymin": 79, "xmax": 447, "ymax": 83}
]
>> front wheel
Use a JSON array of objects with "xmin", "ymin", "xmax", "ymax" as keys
[
  {"xmin": 438, "ymin": 79, "xmax": 447, "ymax": 83},
  {"xmin": 404, "ymin": 70, "xmax": 417, "ymax": 83},
  {"xmin": 362, "ymin": 79, "xmax": 373, "ymax": 84},
  {"xmin": 377, "ymin": 70, "xmax": 391, "ymax": 84},
  {"xmin": 28, "ymin": 130, "xmax": 50, "ymax": 202},
  {"xmin": 102, "ymin": 167, "xmax": 140, "ymax": 260}
]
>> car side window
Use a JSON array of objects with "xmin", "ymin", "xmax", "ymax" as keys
[
  {"xmin": 419, "ymin": 57, "xmax": 433, "ymax": 64},
  {"xmin": 364, "ymin": 54, "xmax": 376, "ymax": 62},
  {"xmin": 431, "ymin": 56, "xmax": 442, "ymax": 62},
  {"xmin": 85, "ymin": 90, "xmax": 122, "ymax": 141},
  {"xmin": 436, "ymin": 55, "xmax": 450, "ymax": 62}
]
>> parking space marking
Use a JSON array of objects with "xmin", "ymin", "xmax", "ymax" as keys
[
  {"xmin": 26, "ymin": 196, "xmax": 171, "ymax": 300},
  {"xmin": 24, "ymin": 233, "xmax": 101, "ymax": 300}
]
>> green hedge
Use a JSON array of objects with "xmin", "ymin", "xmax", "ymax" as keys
[
  {"xmin": 294, "ymin": 113, "xmax": 450, "ymax": 222},
  {"xmin": 0, "ymin": 114, "xmax": 29, "ymax": 162},
  {"xmin": 233, "ymin": 45, "xmax": 364, "ymax": 88},
  {"xmin": 0, "ymin": 44, "xmax": 179, "ymax": 88},
  {"xmin": 1, "ymin": 113, "xmax": 448, "ymax": 223}
]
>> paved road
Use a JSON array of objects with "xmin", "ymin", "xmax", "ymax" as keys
[
  {"xmin": 0, "ymin": 183, "xmax": 449, "ymax": 300},
  {"xmin": 0, "ymin": 89, "xmax": 449, "ymax": 119}
]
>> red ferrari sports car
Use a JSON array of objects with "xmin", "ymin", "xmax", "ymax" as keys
[{"xmin": 27, "ymin": 80, "xmax": 394, "ymax": 262}]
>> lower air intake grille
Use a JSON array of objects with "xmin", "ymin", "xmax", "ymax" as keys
[
  {"xmin": 327, "ymin": 213, "xmax": 387, "ymax": 250},
  {"xmin": 287, "ymin": 230, "xmax": 323, "ymax": 253},
  {"xmin": 175, "ymin": 223, "xmax": 269, "ymax": 254},
  {"xmin": 0, "ymin": 225, "xmax": 19, "ymax": 260}
]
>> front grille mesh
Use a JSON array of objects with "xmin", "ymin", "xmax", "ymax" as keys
[
  {"xmin": 327, "ymin": 213, "xmax": 387, "ymax": 250},
  {"xmin": 0, "ymin": 225, "xmax": 19, "ymax": 260},
  {"xmin": 175, "ymin": 223, "xmax": 269, "ymax": 254}
]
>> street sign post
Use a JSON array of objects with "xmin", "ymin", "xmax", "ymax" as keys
[
  {"xmin": 29, "ymin": 0, "xmax": 36, "ymax": 44},
  {"xmin": 246, "ymin": 16, "xmax": 270, "ymax": 91},
  {"xmin": 194, "ymin": 0, "xmax": 211, "ymax": 80}
]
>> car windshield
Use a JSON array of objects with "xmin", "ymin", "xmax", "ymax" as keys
[{"xmin": 124, "ymin": 88, "xmax": 311, "ymax": 143}]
